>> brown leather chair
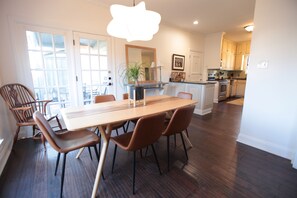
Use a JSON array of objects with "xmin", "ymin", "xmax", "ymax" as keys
[
  {"xmin": 177, "ymin": 91, "xmax": 193, "ymax": 99},
  {"xmin": 162, "ymin": 105, "xmax": 195, "ymax": 171},
  {"xmin": 166, "ymin": 91, "xmax": 193, "ymax": 143},
  {"xmin": 0, "ymin": 83, "xmax": 62, "ymax": 142},
  {"xmin": 33, "ymin": 111, "xmax": 100, "ymax": 198},
  {"xmin": 94, "ymin": 94, "xmax": 127, "ymax": 135},
  {"xmin": 111, "ymin": 112, "xmax": 166, "ymax": 194}
]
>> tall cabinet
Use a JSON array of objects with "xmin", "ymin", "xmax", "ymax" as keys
[
  {"xmin": 234, "ymin": 41, "xmax": 251, "ymax": 71},
  {"xmin": 221, "ymin": 39, "xmax": 236, "ymax": 70}
]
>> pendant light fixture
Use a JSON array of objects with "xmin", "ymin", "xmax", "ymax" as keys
[{"xmin": 107, "ymin": 1, "xmax": 161, "ymax": 42}]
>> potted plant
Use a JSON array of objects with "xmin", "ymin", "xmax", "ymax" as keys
[{"xmin": 122, "ymin": 62, "xmax": 145, "ymax": 101}]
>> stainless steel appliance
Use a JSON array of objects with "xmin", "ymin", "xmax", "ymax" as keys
[{"xmin": 218, "ymin": 80, "xmax": 228, "ymax": 101}]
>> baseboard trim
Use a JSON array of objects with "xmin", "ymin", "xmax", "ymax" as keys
[
  {"xmin": 194, "ymin": 108, "xmax": 212, "ymax": 116},
  {"xmin": 237, "ymin": 133, "xmax": 294, "ymax": 160},
  {"xmin": 0, "ymin": 138, "xmax": 13, "ymax": 176}
]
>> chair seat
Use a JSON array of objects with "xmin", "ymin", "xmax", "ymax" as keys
[
  {"xmin": 56, "ymin": 130, "xmax": 100, "ymax": 153},
  {"xmin": 111, "ymin": 132, "xmax": 133, "ymax": 150}
]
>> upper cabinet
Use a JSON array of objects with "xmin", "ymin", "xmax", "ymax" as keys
[
  {"xmin": 234, "ymin": 40, "xmax": 251, "ymax": 71},
  {"xmin": 221, "ymin": 39, "xmax": 236, "ymax": 70},
  {"xmin": 204, "ymin": 33, "xmax": 251, "ymax": 71}
]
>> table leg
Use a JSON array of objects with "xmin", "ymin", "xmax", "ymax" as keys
[
  {"xmin": 182, "ymin": 131, "xmax": 193, "ymax": 148},
  {"xmin": 91, "ymin": 124, "xmax": 112, "ymax": 198}
]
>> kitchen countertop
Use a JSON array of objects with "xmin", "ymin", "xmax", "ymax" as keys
[{"xmin": 170, "ymin": 81, "xmax": 216, "ymax": 85}]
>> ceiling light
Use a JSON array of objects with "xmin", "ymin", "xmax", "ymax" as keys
[
  {"xmin": 193, "ymin": 20, "xmax": 199, "ymax": 25},
  {"xmin": 244, "ymin": 25, "xmax": 254, "ymax": 32},
  {"xmin": 107, "ymin": 1, "xmax": 161, "ymax": 42}
]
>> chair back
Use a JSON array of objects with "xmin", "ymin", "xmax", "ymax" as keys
[
  {"xmin": 33, "ymin": 111, "xmax": 61, "ymax": 151},
  {"xmin": 0, "ymin": 83, "xmax": 37, "ymax": 122},
  {"xmin": 163, "ymin": 105, "xmax": 195, "ymax": 136},
  {"xmin": 123, "ymin": 93, "xmax": 128, "ymax": 100},
  {"xmin": 127, "ymin": 112, "xmax": 166, "ymax": 151},
  {"xmin": 94, "ymin": 94, "xmax": 115, "ymax": 103},
  {"xmin": 177, "ymin": 92, "xmax": 192, "ymax": 99}
]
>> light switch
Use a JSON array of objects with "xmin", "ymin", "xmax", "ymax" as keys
[{"xmin": 257, "ymin": 60, "xmax": 269, "ymax": 69}]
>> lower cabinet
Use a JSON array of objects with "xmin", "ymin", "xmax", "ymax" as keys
[
  {"xmin": 230, "ymin": 80, "xmax": 246, "ymax": 97},
  {"xmin": 235, "ymin": 80, "xmax": 246, "ymax": 97}
]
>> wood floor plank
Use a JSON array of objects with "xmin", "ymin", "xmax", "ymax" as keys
[{"xmin": 1, "ymin": 100, "xmax": 297, "ymax": 198}]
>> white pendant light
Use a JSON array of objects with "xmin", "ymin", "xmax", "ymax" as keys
[{"xmin": 107, "ymin": 1, "xmax": 161, "ymax": 42}]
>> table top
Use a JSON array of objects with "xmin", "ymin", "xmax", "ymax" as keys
[{"xmin": 61, "ymin": 95, "xmax": 197, "ymax": 131}]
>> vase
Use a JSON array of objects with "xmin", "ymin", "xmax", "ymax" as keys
[{"xmin": 129, "ymin": 86, "xmax": 144, "ymax": 100}]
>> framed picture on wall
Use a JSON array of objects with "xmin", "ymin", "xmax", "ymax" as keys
[{"xmin": 172, "ymin": 54, "xmax": 185, "ymax": 71}]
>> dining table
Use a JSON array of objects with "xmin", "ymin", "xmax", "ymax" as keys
[{"xmin": 60, "ymin": 94, "xmax": 197, "ymax": 197}]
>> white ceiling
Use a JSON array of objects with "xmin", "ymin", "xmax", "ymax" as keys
[{"xmin": 95, "ymin": 0, "xmax": 256, "ymax": 42}]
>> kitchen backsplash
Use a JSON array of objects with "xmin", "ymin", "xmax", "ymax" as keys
[{"xmin": 208, "ymin": 69, "xmax": 247, "ymax": 80}]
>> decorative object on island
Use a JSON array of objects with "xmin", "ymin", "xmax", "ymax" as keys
[
  {"xmin": 107, "ymin": 1, "xmax": 161, "ymax": 42},
  {"xmin": 172, "ymin": 54, "xmax": 185, "ymax": 71},
  {"xmin": 122, "ymin": 62, "xmax": 146, "ymax": 107},
  {"xmin": 170, "ymin": 72, "xmax": 186, "ymax": 82}
]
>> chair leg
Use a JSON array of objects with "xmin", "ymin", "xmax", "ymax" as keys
[
  {"xmin": 180, "ymin": 133, "xmax": 188, "ymax": 160},
  {"xmin": 144, "ymin": 146, "xmax": 149, "ymax": 157},
  {"xmin": 116, "ymin": 129, "xmax": 119, "ymax": 136},
  {"xmin": 133, "ymin": 151, "xmax": 136, "ymax": 195},
  {"xmin": 185, "ymin": 128, "xmax": 189, "ymax": 137},
  {"xmin": 122, "ymin": 126, "xmax": 126, "ymax": 133},
  {"xmin": 174, "ymin": 133, "xmax": 177, "ymax": 147},
  {"xmin": 93, "ymin": 145, "xmax": 99, "ymax": 161},
  {"xmin": 32, "ymin": 125, "xmax": 36, "ymax": 136},
  {"xmin": 60, "ymin": 153, "xmax": 67, "ymax": 198},
  {"xmin": 95, "ymin": 127, "xmax": 99, "ymax": 135},
  {"xmin": 88, "ymin": 147, "xmax": 93, "ymax": 160},
  {"xmin": 41, "ymin": 133, "xmax": 46, "ymax": 150},
  {"xmin": 55, "ymin": 153, "xmax": 61, "ymax": 176},
  {"xmin": 111, "ymin": 145, "xmax": 118, "ymax": 174},
  {"xmin": 167, "ymin": 136, "xmax": 170, "ymax": 172},
  {"xmin": 14, "ymin": 126, "xmax": 20, "ymax": 143},
  {"xmin": 151, "ymin": 144, "xmax": 162, "ymax": 175},
  {"xmin": 56, "ymin": 116, "xmax": 63, "ymax": 130},
  {"xmin": 125, "ymin": 121, "xmax": 130, "ymax": 132}
]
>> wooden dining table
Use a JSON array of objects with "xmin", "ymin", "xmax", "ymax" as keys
[{"xmin": 60, "ymin": 95, "xmax": 197, "ymax": 197}]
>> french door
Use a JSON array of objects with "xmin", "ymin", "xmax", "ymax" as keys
[
  {"xmin": 73, "ymin": 32, "xmax": 113, "ymax": 105},
  {"xmin": 24, "ymin": 28, "xmax": 113, "ymax": 115}
]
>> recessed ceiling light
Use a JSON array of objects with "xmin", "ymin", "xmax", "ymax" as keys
[
  {"xmin": 193, "ymin": 20, "xmax": 199, "ymax": 25},
  {"xmin": 244, "ymin": 25, "xmax": 254, "ymax": 32}
]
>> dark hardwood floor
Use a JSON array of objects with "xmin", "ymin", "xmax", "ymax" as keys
[{"xmin": 1, "ymin": 100, "xmax": 297, "ymax": 198}]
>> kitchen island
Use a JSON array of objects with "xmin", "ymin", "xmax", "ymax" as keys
[{"xmin": 164, "ymin": 81, "xmax": 215, "ymax": 115}]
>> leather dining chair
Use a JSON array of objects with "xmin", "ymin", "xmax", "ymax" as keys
[
  {"xmin": 176, "ymin": 92, "xmax": 192, "ymax": 137},
  {"xmin": 33, "ymin": 111, "xmax": 101, "ymax": 198},
  {"xmin": 111, "ymin": 112, "xmax": 166, "ymax": 194},
  {"xmin": 162, "ymin": 105, "xmax": 195, "ymax": 171},
  {"xmin": 94, "ymin": 94, "xmax": 127, "ymax": 135},
  {"xmin": 166, "ymin": 91, "xmax": 193, "ymax": 146}
]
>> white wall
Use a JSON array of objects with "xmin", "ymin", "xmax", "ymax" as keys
[
  {"xmin": 238, "ymin": 0, "xmax": 297, "ymax": 166},
  {"xmin": 0, "ymin": 0, "xmax": 205, "ymax": 174}
]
